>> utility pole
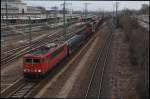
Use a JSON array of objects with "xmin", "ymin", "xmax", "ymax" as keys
[
  {"xmin": 116, "ymin": 1, "xmax": 119, "ymax": 27},
  {"xmin": 98, "ymin": 8, "xmax": 101, "ymax": 19},
  {"xmin": 68, "ymin": 3, "xmax": 72, "ymax": 24},
  {"xmin": 116, "ymin": 1, "xmax": 118, "ymax": 18},
  {"xmin": 51, "ymin": 6, "xmax": 58, "ymax": 27},
  {"xmin": 113, "ymin": 3, "xmax": 115, "ymax": 18},
  {"xmin": 103, "ymin": 9, "xmax": 105, "ymax": 18},
  {"xmin": 5, "ymin": 3, "xmax": 8, "ymax": 21},
  {"xmin": 84, "ymin": 3, "xmax": 90, "ymax": 21},
  {"xmin": 28, "ymin": 16, "xmax": 32, "ymax": 50},
  {"xmin": 66, "ymin": 3, "xmax": 72, "ymax": 34},
  {"xmin": 63, "ymin": 0, "xmax": 67, "ymax": 40},
  {"xmin": 55, "ymin": 6, "xmax": 58, "ymax": 24}
]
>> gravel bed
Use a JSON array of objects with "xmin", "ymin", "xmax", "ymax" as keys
[
  {"xmin": 101, "ymin": 28, "xmax": 139, "ymax": 98},
  {"xmin": 66, "ymin": 24, "xmax": 111, "ymax": 98}
]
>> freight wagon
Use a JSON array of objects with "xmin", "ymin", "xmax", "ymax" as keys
[{"xmin": 66, "ymin": 34, "xmax": 83, "ymax": 54}]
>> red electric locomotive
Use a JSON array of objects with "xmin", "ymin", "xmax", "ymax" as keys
[
  {"xmin": 23, "ymin": 42, "xmax": 68, "ymax": 77},
  {"xmin": 23, "ymin": 21, "xmax": 97, "ymax": 78}
]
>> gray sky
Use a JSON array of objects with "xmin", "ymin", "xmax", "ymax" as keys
[{"xmin": 24, "ymin": 1, "xmax": 149, "ymax": 11}]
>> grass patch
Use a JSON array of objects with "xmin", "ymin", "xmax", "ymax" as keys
[{"xmin": 119, "ymin": 15, "xmax": 149, "ymax": 98}]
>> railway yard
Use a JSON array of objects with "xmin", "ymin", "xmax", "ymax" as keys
[{"xmin": 0, "ymin": 1, "xmax": 149, "ymax": 98}]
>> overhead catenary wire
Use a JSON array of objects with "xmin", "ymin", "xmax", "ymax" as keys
[
  {"xmin": 28, "ymin": 16, "xmax": 32, "ymax": 51},
  {"xmin": 83, "ymin": 3, "xmax": 91, "ymax": 22}
]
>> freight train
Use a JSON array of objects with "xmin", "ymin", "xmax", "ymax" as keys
[{"xmin": 23, "ymin": 19, "xmax": 101, "ymax": 78}]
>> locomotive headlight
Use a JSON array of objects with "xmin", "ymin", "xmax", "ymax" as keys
[
  {"xmin": 24, "ymin": 69, "xmax": 29, "ymax": 72},
  {"xmin": 34, "ymin": 69, "xmax": 37, "ymax": 72},
  {"xmin": 38, "ymin": 69, "xmax": 41, "ymax": 72}
]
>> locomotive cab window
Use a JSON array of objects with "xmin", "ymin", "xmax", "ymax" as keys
[
  {"xmin": 33, "ymin": 59, "xmax": 40, "ymax": 64},
  {"xmin": 25, "ymin": 59, "xmax": 32, "ymax": 63},
  {"xmin": 25, "ymin": 58, "xmax": 41, "ymax": 64}
]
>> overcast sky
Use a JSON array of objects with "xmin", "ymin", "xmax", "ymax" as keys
[{"xmin": 24, "ymin": 1, "xmax": 149, "ymax": 11}]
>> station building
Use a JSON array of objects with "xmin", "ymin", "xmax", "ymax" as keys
[{"xmin": 1, "ymin": 0, "xmax": 27, "ymax": 14}]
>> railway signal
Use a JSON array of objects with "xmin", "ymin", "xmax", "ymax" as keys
[{"xmin": 28, "ymin": 16, "xmax": 32, "ymax": 51}]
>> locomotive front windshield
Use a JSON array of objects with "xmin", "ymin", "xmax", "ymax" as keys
[{"xmin": 25, "ymin": 58, "xmax": 41, "ymax": 64}]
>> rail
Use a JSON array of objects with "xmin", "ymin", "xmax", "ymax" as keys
[{"xmin": 85, "ymin": 28, "xmax": 113, "ymax": 98}]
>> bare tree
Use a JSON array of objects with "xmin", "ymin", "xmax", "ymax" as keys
[{"xmin": 140, "ymin": 4, "xmax": 149, "ymax": 14}]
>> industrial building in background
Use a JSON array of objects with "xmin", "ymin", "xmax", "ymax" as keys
[{"xmin": 1, "ymin": 0, "xmax": 27, "ymax": 14}]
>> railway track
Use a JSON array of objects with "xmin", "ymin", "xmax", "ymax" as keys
[
  {"xmin": 1, "ymin": 25, "xmax": 86, "ymax": 66},
  {"xmin": 1, "ymin": 78, "xmax": 40, "ymax": 98},
  {"xmin": 1, "ymin": 29, "xmax": 61, "ymax": 65},
  {"xmin": 1, "ymin": 24, "xmax": 55, "ymax": 37},
  {"xmin": 1, "ymin": 19, "xmax": 104, "ymax": 98},
  {"xmin": 9, "ymin": 82, "xmax": 37, "ymax": 98},
  {"xmin": 1, "ymin": 21, "xmax": 79, "ymax": 37},
  {"xmin": 1, "ymin": 22, "xmax": 83, "ymax": 53},
  {"xmin": 1, "ymin": 23, "xmax": 45, "ymax": 29},
  {"xmin": 138, "ymin": 18, "xmax": 149, "ymax": 24},
  {"xmin": 1, "ymin": 25, "xmax": 95, "ymax": 99},
  {"xmin": 1, "ymin": 24, "xmax": 63, "ymax": 53},
  {"xmin": 1, "ymin": 29, "xmax": 60, "ymax": 55},
  {"xmin": 134, "ymin": 17, "xmax": 149, "ymax": 26},
  {"xmin": 137, "ymin": 18, "xmax": 149, "ymax": 31},
  {"xmin": 85, "ymin": 26, "xmax": 113, "ymax": 98}
]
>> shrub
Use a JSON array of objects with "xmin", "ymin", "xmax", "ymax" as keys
[{"xmin": 119, "ymin": 15, "xmax": 149, "ymax": 97}]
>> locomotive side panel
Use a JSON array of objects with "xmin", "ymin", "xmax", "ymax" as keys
[{"xmin": 46, "ymin": 44, "xmax": 68, "ymax": 72}]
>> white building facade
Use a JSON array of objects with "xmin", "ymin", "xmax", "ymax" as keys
[{"xmin": 1, "ymin": 0, "xmax": 27, "ymax": 14}]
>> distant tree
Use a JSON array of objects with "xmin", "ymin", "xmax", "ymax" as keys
[
  {"xmin": 140, "ymin": 4, "xmax": 149, "ymax": 14},
  {"xmin": 121, "ymin": 8, "xmax": 133, "ymax": 16}
]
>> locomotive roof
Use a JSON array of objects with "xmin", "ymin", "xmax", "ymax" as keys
[
  {"xmin": 24, "ymin": 42, "xmax": 64, "ymax": 57},
  {"xmin": 30, "ymin": 46, "xmax": 55, "ymax": 55}
]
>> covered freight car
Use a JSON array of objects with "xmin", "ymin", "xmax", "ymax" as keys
[
  {"xmin": 66, "ymin": 34, "xmax": 83, "ymax": 54},
  {"xmin": 76, "ymin": 23, "xmax": 93, "ymax": 38}
]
